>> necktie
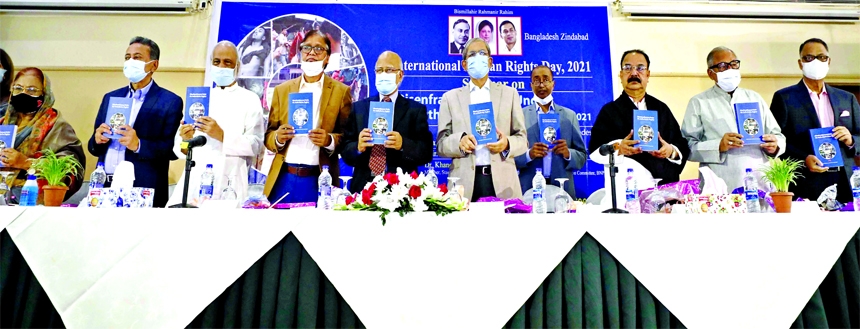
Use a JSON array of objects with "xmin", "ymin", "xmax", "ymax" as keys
[{"xmin": 369, "ymin": 96, "xmax": 391, "ymax": 176}]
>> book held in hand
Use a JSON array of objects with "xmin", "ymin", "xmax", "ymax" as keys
[
  {"xmin": 632, "ymin": 110, "xmax": 658, "ymax": 151},
  {"xmin": 185, "ymin": 87, "xmax": 210, "ymax": 126},
  {"xmin": 810, "ymin": 127, "xmax": 844, "ymax": 168},
  {"xmin": 289, "ymin": 92, "xmax": 314, "ymax": 135},
  {"xmin": 105, "ymin": 97, "xmax": 133, "ymax": 139},
  {"xmin": 368, "ymin": 101, "xmax": 394, "ymax": 145},
  {"xmin": 538, "ymin": 112, "xmax": 560, "ymax": 145},
  {"xmin": 469, "ymin": 102, "xmax": 497, "ymax": 145},
  {"xmin": 0, "ymin": 125, "xmax": 16, "ymax": 151},
  {"xmin": 734, "ymin": 102, "xmax": 763, "ymax": 145}
]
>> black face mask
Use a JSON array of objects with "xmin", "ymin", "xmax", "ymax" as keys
[{"xmin": 10, "ymin": 93, "xmax": 45, "ymax": 114}]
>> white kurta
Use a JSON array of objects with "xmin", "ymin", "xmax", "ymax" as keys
[
  {"xmin": 681, "ymin": 85, "xmax": 786, "ymax": 190},
  {"xmin": 167, "ymin": 84, "xmax": 265, "ymax": 206}
]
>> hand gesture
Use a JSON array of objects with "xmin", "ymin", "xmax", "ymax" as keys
[
  {"xmin": 805, "ymin": 154, "xmax": 827, "ymax": 173},
  {"xmin": 276, "ymin": 124, "xmax": 295, "ymax": 145},
  {"xmin": 719, "ymin": 132, "xmax": 744, "ymax": 153},
  {"xmin": 460, "ymin": 134, "xmax": 477, "ymax": 154},
  {"xmin": 94, "ymin": 123, "xmax": 112, "ymax": 144},
  {"xmin": 357, "ymin": 128, "xmax": 374, "ymax": 153},
  {"xmin": 196, "ymin": 116, "xmax": 224, "ymax": 142},
  {"xmin": 487, "ymin": 129, "xmax": 509, "ymax": 154},
  {"xmin": 759, "ymin": 134, "xmax": 779, "ymax": 155},
  {"xmin": 832, "ymin": 126, "xmax": 854, "ymax": 147},
  {"xmin": 648, "ymin": 133, "xmax": 674, "ymax": 159},
  {"xmin": 551, "ymin": 139, "xmax": 570, "ymax": 159},
  {"xmin": 385, "ymin": 131, "xmax": 403, "ymax": 150},
  {"xmin": 616, "ymin": 130, "xmax": 642, "ymax": 156},
  {"xmin": 116, "ymin": 125, "xmax": 140, "ymax": 151},
  {"xmin": 308, "ymin": 128, "xmax": 331, "ymax": 147},
  {"xmin": 529, "ymin": 142, "xmax": 549, "ymax": 159}
]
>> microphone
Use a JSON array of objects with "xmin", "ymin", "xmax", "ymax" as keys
[
  {"xmin": 181, "ymin": 136, "xmax": 207, "ymax": 149},
  {"xmin": 598, "ymin": 143, "xmax": 615, "ymax": 156}
]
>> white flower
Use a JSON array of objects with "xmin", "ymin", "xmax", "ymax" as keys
[{"xmin": 411, "ymin": 196, "xmax": 428, "ymax": 213}]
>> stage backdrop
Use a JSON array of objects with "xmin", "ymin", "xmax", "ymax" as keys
[{"xmin": 212, "ymin": 1, "xmax": 613, "ymax": 198}]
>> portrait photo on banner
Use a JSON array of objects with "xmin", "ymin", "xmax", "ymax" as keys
[
  {"xmin": 497, "ymin": 17, "xmax": 522, "ymax": 56},
  {"xmin": 448, "ymin": 16, "xmax": 472, "ymax": 55},
  {"xmin": 474, "ymin": 17, "xmax": 498, "ymax": 55}
]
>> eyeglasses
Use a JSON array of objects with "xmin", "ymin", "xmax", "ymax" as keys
[
  {"xmin": 708, "ymin": 60, "xmax": 741, "ymax": 72},
  {"xmin": 11, "ymin": 85, "xmax": 43, "ymax": 96},
  {"xmin": 621, "ymin": 64, "xmax": 648, "ymax": 73},
  {"xmin": 802, "ymin": 54, "xmax": 829, "ymax": 63},
  {"xmin": 374, "ymin": 67, "xmax": 401, "ymax": 74},
  {"xmin": 532, "ymin": 79, "xmax": 553, "ymax": 86},
  {"xmin": 466, "ymin": 49, "xmax": 488, "ymax": 58},
  {"xmin": 300, "ymin": 45, "xmax": 328, "ymax": 55}
]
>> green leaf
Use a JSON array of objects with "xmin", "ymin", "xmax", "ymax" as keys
[{"xmin": 30, "ymin": 149, "xmax": 82, "ymax": 187}]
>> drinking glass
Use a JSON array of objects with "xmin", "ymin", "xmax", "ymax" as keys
[
  {"xmin": 554, "ymin": 178, "xmax": 571, "ymax": 214},
  {"xmin": 339, "ymin": 176, "xmax": 352, "ymax": 191},
  {"xmin": 221, "ymin": 177, "xmax": 238, "ymax": 200},
  {"xmin": 446, "ymin": 177, "xmax": 461, "ymax": 202}
]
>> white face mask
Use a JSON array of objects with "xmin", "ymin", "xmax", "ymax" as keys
[
  {"xmin": 375, "ymin": 72, "xmax": 398, "ymax": 96},
  {"xmin": 0, "ymin": 68, "xmax": 6, "ymax": 84},
  {"xmin": 123, "ymin": 59, "xmax": 153, "ymax": 83},
  {"xmin": 211, "ymin": 65, "xmax": 237, "ymax": 87},
  {"xmin": 715, "ymin": 69, "xmax": 741, "ymax": 93},
  {"xmin": 802, "ymin": 59, "xmax": 829, "ymax": 81},
  {"xmin": 300, "ymin": 59, "xmax": 325, "ymax": 77},
  {"xmin": 532, "ymin": 94, "xmax": 553, "ymax": 106}
]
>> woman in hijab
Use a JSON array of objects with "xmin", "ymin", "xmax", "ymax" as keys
[{"xmin": 0, "ymin": 67, "xmax": 85, "ymax": 202}]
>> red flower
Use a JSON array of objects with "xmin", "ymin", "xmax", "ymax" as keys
[
  {"xmin": 384, "ymin": 173, "xmax": 399, "ymax": 185},
  {"xmin": 345, "ymin": 194, "xmax": 356, "ymax": 205},
  {"xmin": 368, "ymin": 182, "xmax": 377, "ymax": 192},
  {"xmin": 361, "ymin": 189, "xmax": 373, "ymax": 205},
  {"xmin": 438, "ymin": 183, "xmax": 448, "ymax": 194},
  {"xmin": 408, "ymin": 185, "xmax": 422, "ymax": 199},
  {"xmin": 410, "ymin": 171, "xmax": 419, "ymax": 179}
]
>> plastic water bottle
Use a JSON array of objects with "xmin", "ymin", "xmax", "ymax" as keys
[
  {"xmin": 20, "ymin": 174, "xmax": 39, "ymax": 206},
  {"xmin": 318, "ymin": 165, "xmax": 333, "ymax": 210},
  {"xmin": 532, "ymin": 169, "xmax": 547, "ymax": 214},
  {"xmin": 199, "ymin": 164, "xmax": 215, "ymax": 202},
  {"xmin": 89, "ymin": 162, "xmax": 107, "ymax": 192},
  {"xmin": 625, "ymin": 168, "xmax": 640, "ymax": 213},
  {"xmin": 743, "ymin": 168, "xmax": 760, "ymax": 213},
  {"xmin": 849, "ymin": 166, "xmax": 860, "ymax": 209},
  {"xmin": 426, "ymin": 167, "xmax": 438, "ymax": 188}
]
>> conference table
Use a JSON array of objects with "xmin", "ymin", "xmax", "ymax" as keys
[{"xmin": 1, "ymin": 207, "xmax": 858, "ymax": 329}]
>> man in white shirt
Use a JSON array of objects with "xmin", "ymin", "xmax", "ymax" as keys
[
  {"xmin": 264, "ymin": 30, "xmax": 352, "ymax": 204},
  {"xmin": 437, "ymin": 37, "xmax": 528, "ymax": 201},
  {"xmin": 168, "ymin": 41, "xmax": 265, "ymax": 206},
  {"xmin": 682, "ymin": 46, "xmax": 786, "ymax": 190}
]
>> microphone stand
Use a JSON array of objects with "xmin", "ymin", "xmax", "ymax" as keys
[
  {"xmin": 169, "ymin": 146, "xmax": 198, "ymax": 208},
  {"xmin": 603, "ymin": 151, "xmax": 628, "ymax": 213}
]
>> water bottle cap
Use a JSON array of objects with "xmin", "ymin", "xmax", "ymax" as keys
[
  {"xmin": 206, "ymin": 164, "xmax": 213, "ymax": 169},
  {"xmin": 536, "ymin": 168, "xmax": 542, "ymax": 173},
  {"xmin": 746, "ymin": 168, "xmax": 752, "ymax": 173},
  {"xmin": 627, "ymin": 168, "xmax": 633, "ymax": 173},
  {"xmin": 27, "ymin": 174, "xmax": 37, "ymax": 180},
  {"xmin": 97, "ymin": 162, "xmax": 105, "ymax": 167},
  {"xmin": 322, "ymin": 165, "xmax": 329, "ymax": 170},
  {"xmin": 854, "ymin": 166, "xmax": 860, "ymax": 171}
]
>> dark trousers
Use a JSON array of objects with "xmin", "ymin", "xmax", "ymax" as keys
[
  {"xmin": 472, "ymin": 166, "xmax": 496, "ymax": 202},
  {"xmin": 797, "ymin": 169, "xmax": 853, "ymax": 204},
  {"xmin": 268, "ymin": 164, "xmax": 319, "ymax": 204}
]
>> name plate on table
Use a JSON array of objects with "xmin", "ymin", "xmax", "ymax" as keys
[{"xmin": 683, "ymin": 194, "xmax": 747, "ymax": 214}]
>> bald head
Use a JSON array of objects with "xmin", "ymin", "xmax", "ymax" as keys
[
  {"xmin": 212, "ymin": 40, "xmax": 239, "ymax": 69},
  {"xmin": 376, "ymin": 51, "xmax": 402, "ymax": 71}
]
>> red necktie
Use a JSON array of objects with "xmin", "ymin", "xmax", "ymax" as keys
[{"xmin": 369, "ymin": 96, "xmax": 391, "ymax": 176}]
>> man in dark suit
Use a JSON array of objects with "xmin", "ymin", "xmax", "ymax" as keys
[
  {"xmin": 515, "ymin": 65, "xmax": 587, "ymax": 198},
  {"xmin": 449, "ymin": 19, "xmax": 470, "ymax": 55},
  {"xmin": 771, "ymin": 38, "xmax": 859, "ymax": 203},
  {"xmin": 589, "ymin": 49, "xmax": 690, "ymax": 184},
  {"xmin": 341, "ymin": 51, "xmax": 433, "ymax": 193},
  {"xmin": 89, "ymin": 36, "xmax": 183, "ymax": 207}
]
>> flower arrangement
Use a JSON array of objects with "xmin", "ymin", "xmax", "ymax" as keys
[{"xmin": 334, "ymin": 169, "xmax": 466, "ymax": 225}]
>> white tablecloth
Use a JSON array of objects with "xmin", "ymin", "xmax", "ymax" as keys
[{"xmin": 3, "ymin": 208, "xmax": 859, "ymax": 329}]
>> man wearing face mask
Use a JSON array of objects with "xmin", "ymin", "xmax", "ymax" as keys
[
  {"xmin": 589, "ymin": 49, "xmax": 689, "ymax": 185},
  {"xmin": 264, "ymin": 29, "xmax": 352, "ymax": 204},
  {"xmin": 341, "ymin": 51, "xmax": 433, "ymax": 194},
  {"xmin": 437, "ymin": 37, "xmax": 528, "ymax": 201},
  {"xmin": 89, "ymin": 36, "xmax": 183, "ymax": 208},
  {"xmin": 681, "ymin": 46, "xmax": 786, "ymax": 191},
  {"xmin": 771, "ymin": 38, "xmax": 860, "ymax": 203},
  {"xmin": 167, "ymin": 41, "xmax": 265, "ymax": 206},
  {"xmin": 515, "ymin": 65, "xmax": 587, "ymax": 198}
]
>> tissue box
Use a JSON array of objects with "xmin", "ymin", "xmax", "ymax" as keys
[
  {"xmin": 684, "ymin": 194, "xmax": 747, "ymax": 214},
  {"xmin": 86, "ymin": 188, "xmax": 155, "ymax": 208}
]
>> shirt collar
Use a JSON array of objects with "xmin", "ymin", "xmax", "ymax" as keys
[
  {"xmin": 128, "ymin": 79, "xmax": 154, "ymax": 99},
  {"xmin": 535, "ymin": 103, "xmax": 555, "ymax": 114},
  {"xmin": 804, "ymin": 81, "xmax": 828, "ymax": 96},
  {"xmin": 215, "ymin": 82, "xmax": 240, "ymax": 93},
  {"xmin": 469, "ymin": 79, "xmax": 491, "ymax": 92},
  {"xmin": 380, "ymin": 91, "xmax": 399, "ymax": 103},
  {"xmin": 300, "ymin": 74, "xmax": 325, "ymax": 90}
]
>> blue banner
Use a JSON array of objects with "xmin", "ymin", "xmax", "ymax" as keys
[{"xmin": 217, "ymin": 1, "xmax": 612, "ymax": 198}]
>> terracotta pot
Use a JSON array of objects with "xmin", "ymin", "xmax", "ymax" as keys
[
  {"xmin": 769, "ymin": 191, "xmax": 794, "ymax": 213},
  {"xmin": 42, "ymin": 185, "xmax": 69, "ymax": 207}
]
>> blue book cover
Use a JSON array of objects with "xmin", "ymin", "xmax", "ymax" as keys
[
  {"xmin": 538, "ymin": 112, "xmax": 560, "ymax": 144},
  {"xmin": 632, "ymin": 110, "xmax": 658, "ymax": 151},
  {"xmin": 105, "ymin": 97, "xmax": 133, "ymax": 139},
  {"xmin": 289, "ymin": 92, "xmax": 314, "ymax": 135},
  {"xmin": 0, "ymin": 125, "xmax": 17, "ymax": 151},
  {"xmin": 469, "ymin": 102, "xmax": 497, "ymax": 145},
  {"xmin": 734, "ymin": 102, "xmax": 763, "ymax": 145},
  {"xmin": 810, "ymin": 127, "xmax": 844, "ymax": 168},
  {"xmin": 368, "ymin": 101, "xmax": 394, "ymax": 145},
  {"xmin": 185, "ymin": 87, "xmax": 210, "ymax": 125}
]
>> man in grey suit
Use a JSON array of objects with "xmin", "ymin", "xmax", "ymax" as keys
[
  {"xmin": 437, "ymin": 37, "xmax": 528, "ymax": 201},
  {"xmin": 515, "ymin": 65, "xmax": 587, "ymax": 198}
]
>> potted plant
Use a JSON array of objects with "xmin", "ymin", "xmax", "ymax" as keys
[
  {"xmin": 760, "ymin": 157, "xmax": 804, "ymax": 213},
  {"xmin": 30, "ymin": 149, "xmax": 82, "ymax": 207}
]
